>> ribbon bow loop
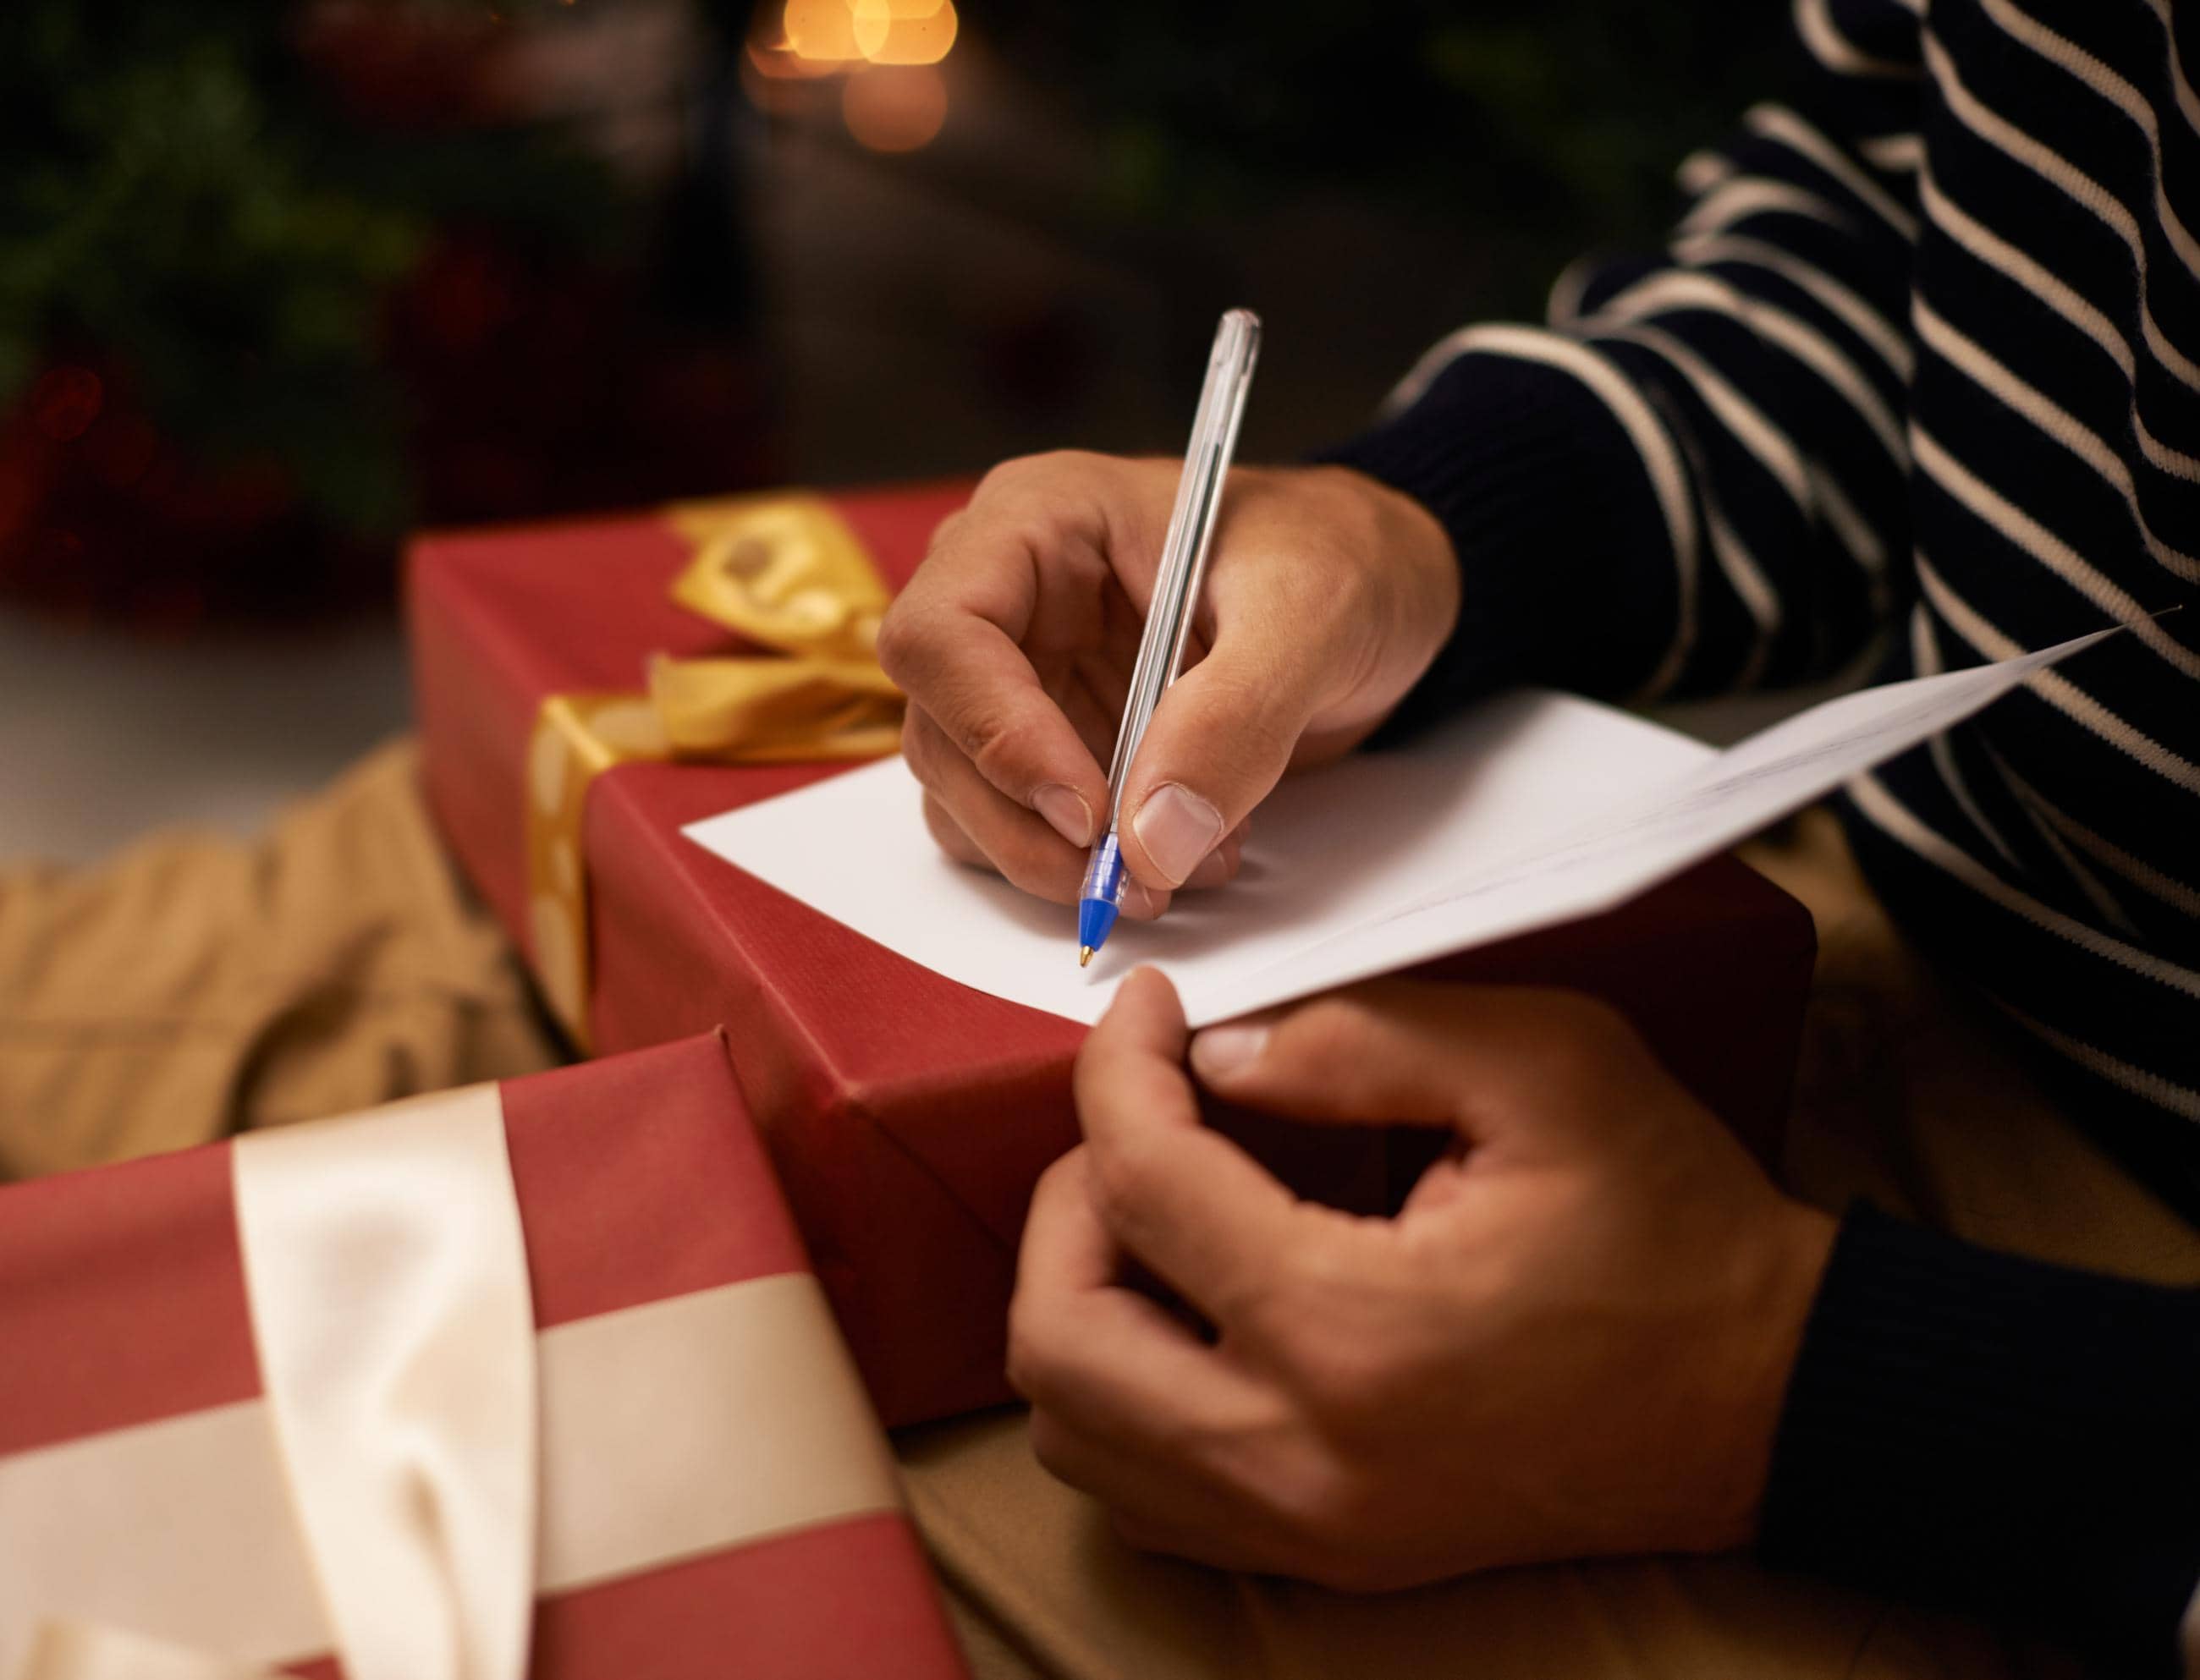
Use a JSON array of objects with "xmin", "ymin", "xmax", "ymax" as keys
[
  {"xmin": 526, "ymin": 494, "xmax": 909, "ymax": 1048},
  {"xmin": 666, "ymin": 497, "xmax": 893, "ymax": 667}
]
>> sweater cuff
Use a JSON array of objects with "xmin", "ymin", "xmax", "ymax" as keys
[
  {"xmin": 1761, "ymin": 1204, "xmax": 2200, "ymax": 1676},
  {"xmin": 1312, "ymin": 342, "xmax": 1680, "ymax": 737}
]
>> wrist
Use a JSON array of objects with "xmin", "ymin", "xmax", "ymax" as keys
[
  {"xmin": 1312, "ymin": 341, "xmax": 1682, "ymax": 714},
  {"xmin": 1299, "ymin": 464, "xmax": 1462, "ymax": 738},
  {"xmin": 1706, "ymin": 1199, "xmax": 1838, "ymax": 1551}
]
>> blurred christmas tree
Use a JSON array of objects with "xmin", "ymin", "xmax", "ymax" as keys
[
  {"xmin": 0, "ymin": 2, "xmax": 619, "ymax": 535},
  {"xmin": 0, "ymin": 0, "xmax": 781, "ymax": 626}
]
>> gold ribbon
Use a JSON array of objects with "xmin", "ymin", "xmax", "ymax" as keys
[{"xmin": 525, "ymin": 495, "xmax": 905, "ymax": 1048}]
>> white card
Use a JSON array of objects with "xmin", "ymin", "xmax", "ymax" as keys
[{"xmin": 683, "ymin": 631, "xmax": 2109, "ymax": 1028}]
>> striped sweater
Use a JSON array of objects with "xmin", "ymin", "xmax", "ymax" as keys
[{"xmin": 1325, "ymin": 0, "xmax": 2200, "ymax": 1670}]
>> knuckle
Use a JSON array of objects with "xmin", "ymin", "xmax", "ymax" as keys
[
  {"xmin": 959, "ymin": 704, "xmax": 1027, "ymax": 786},
  {"xmin": 1303, "ymin": 1343, "xmax": 1412, "ymax": 1435},
  {"xmin": 1260, "ymin": 1464, "xmax": 1410, "ymax": 1590},
  {"xmin": 1279, "ymin": 994, "xmax": 1385, "ymax": 1065},
  {"xmin": 1003, "ymin": 1314, "xmax": 1059, "ymax": 1406},
  {"xmin": 924, "ymin": 508, "xmax": 966, "ymax": 554},
  {"xmin": 1251, "ymin": 1255, "xmax": 1413, "ymax": 1427},
  {"xmin": 1082, "ymin": 1135, "xmax": 1165, "ymax": 1232},
  {"xmin": 976, "ymin": 450, "xmax": 1086, "ymax": 502},
  {"xmin": 1195, "ymin": 654, "xmax": 1289, "ymax": 731},
  {"xmin": 1021, "ymin": 447, "xmax": 1103, "ymax": 482},
  {"xmin": 1256, "ymin": 1455, "xmax": 1361, "ymax": 1553},
  {"xmin": 907, "ymin": 511, "xmax": 965, "ymax": 584},
  {"xmin": 1274, "ymin": 1325, "xmax": 1399, "ymax": 1430},
  {"xmin": 872, "ymin": 601, "xmax": 932, "ymax": 687},
  {"xmin": 1025, "ymin": 1408, "xmax": 1079, "ymax": 1480},
  {"xmin": 918, "ymin": 794, "xmax": 977, "ymax": 865},
  {"xmin": 974, "ymin": 455, "xmax": 1037, "ymax": 499},
  {"xmin": 899, "ymin": 711, "xmax": 942, "ymax": 782}
]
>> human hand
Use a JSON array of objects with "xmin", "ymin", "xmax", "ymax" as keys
[
  {"xmin": 1007, "ymin": 970, "xmax": 1835, "ymax": 1588},
  {"xmin": 875, "ymin": 455, "xmax": 1457, "ymax": 918}
]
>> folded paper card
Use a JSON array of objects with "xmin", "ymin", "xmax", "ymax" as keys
[{"xmin": 685, "ymin": 630, "xmax": 2111, "ymax": 1028}]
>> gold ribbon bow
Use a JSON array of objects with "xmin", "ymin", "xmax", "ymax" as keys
[{"xmin": 526, "ymin": 495, "xmax": 905, "ymax": 1047}]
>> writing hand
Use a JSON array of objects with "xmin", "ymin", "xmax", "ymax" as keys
[{"xmin": 876, "ymin": 456, "xmax": 1457, "ymax": 915}]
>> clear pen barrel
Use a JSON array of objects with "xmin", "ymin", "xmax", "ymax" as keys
[{"xmin": 1080, "ymin": 833, "xmax": 1126, "ymax": 905}]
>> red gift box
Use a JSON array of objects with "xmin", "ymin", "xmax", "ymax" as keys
[
  {"xmin": 409, "ymin": 486, "xmax": 1817, "ymax": 1427},
  {"xmin": 0, "ymin": 1034, "xmax": 966, "ymax": 1680}
]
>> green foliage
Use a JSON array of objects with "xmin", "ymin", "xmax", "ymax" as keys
[{"xmin": 0, "ymin": 0, "xmax": 621, "ymax": 535}]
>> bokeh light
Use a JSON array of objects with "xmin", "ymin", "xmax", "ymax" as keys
[
  {"xmin": 841, "ymin": 65, "xmax": 948, "ymax": 152},
  {"xmin": 749, "ymin": 0, "xmax": 957, "ymax": 150},
  {"xmin": 747, "ymin": 32, "xmax": 841, "ymax": 80},
  {"xmin": 784, "ymin": 0, "xmax": 861, "ymax": 62},
  {"xmin": 853, "ymin": 0, "xmax": 956, "ymax": 66}
]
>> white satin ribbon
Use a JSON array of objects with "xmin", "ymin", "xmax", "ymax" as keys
[
  {"xmin": 0, "ymin": 1089, "xmax": 905, "ymax": 1680},
  {"xmin": 230, "ymin": 1085, "xmax": 538, "ymax": 1680},
  {"xmin": 10, "ymin": 1622, "xmax": 272, "ymax": 1680}
]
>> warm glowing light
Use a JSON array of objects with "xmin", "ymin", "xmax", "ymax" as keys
[
  {"xmin": 747, "ymin": 33, "xmax": 839, "ymax": 79},
  {"xmin": 784, "ymin": 0, "xmax": 860, "ymax": 61},
  {"xmin": 842, "ymin": 64, "xmax": 948, "ymax": 151},
  {"xmin": 853, "ymin": 0, "xmax": 956, "ymax": 64}
]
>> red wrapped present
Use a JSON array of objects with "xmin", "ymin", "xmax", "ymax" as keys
[
  {"xmin": 408, "ymin": 486, "xmax": 1817, "ymax": 1426},
  {"xmin": 0, "ymin": 1034, "xmax": 966, "ymax": 1680}
]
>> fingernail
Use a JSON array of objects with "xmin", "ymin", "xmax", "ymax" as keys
[
  {"xmin": 1032, "ymin": 784, "xmax": 1092, "ymax": 847},
  {"xmin": 1191, "ymin": 1023, "xmax": 1269, "ymax": 1079},
  {"xmin": 1132, "ymin": 783, "xmax": 1224, "ymax": 886}
]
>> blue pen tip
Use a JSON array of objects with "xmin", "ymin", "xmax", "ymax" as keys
[{"xmin": 1077, "ymin": 894, "xmax": 1120, "ymax": 959}]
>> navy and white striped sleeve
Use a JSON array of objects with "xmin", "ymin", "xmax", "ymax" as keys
[{"xmin": 1324, "ymin": 0, "xmax": 1924, "ymax": 726}]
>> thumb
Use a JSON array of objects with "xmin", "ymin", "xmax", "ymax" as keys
[
  {"xmin": 1186, "ymin": 981, "xmax": 1642, "ymax": 1147},
  {"xmin": 1116, "ymin": 637, "xmax": 1317, "ymax": 888}
]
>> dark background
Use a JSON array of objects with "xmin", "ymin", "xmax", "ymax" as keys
[{"xmin": 0, "ymin": 0, "xmax": 1794, "ymax": 857}]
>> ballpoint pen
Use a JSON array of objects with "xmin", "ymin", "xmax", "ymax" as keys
[{"xmin": 1077, "ymin": 307, "xmax": 1262, "ymax": 967}]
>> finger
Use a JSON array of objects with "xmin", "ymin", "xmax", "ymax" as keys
[
  {"xmin": 1114, "ymin": 624, "xmax": 1332, "ymax": 888},
  {"xmin": 879, "ymin": 498, "xmax": 1113, "ymax": 837},
  {"xmin": 1180, "ymin": 820, "xmax": 1249, "ymax": 892},
  {"xmin": 904, "ymin": 705, "xmax": 1075, "ymax": 896},
  {"xmin": 917, "ymin": 784, "xmax": 1169, "ymax": 920},
  {"xmin": 1186, "ymin": 980, "xmax": 1642, "ymax": 1146},
  {"xmin": 1053, "ymin": 673, "xmax": 1125, "ymax": 771},
  {"xmin": 1026, "ymin": 1414, "xmax": 1283, "ymax": 1574},
  {"xmin": 905, "ymin": 706, "xmax": 1165, "ymax": 914},
  {"xmin": 1009, "ymin": 1152, "xmax": 1233, "ymax": 1430},
  {"xmin": 1105, "ymin": 1507, "xmax": 1283, "ymax": 1576},
  {"xmin": 1074, "ymin": 969, "xmax": 1331, "ymax": 1327},
  {"xmin": 1013, "ymin": 1162, "xmax": 1289, "ymax": 1566},
  {"xmin": 1049, "ymin": 654, "xmax": 1241, "ymax": 891}
]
